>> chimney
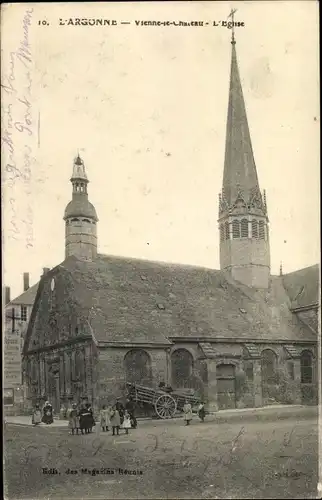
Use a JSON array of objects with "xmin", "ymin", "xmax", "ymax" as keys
[
  {"xmin": 5, "ymin": 286, "xmax": 11, "ymax": 305},
  {"xmin": 42, "ymin": 267, "xmax": 50, "ymax": 276},
  {"xmin": 23, "ymin": 272, "xmax": 30, "ymax": 291}
]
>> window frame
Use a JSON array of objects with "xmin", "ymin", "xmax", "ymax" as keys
[
  {"xmin": 21, "ymin": 305, "xmax": 27, "ymax": 322},
  {"xmin": 300, "ymin": 351, "xmax": 313, "ymax": 384}
]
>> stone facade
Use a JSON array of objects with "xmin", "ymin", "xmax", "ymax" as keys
[
  {"xmin": 90, "ymin": 341, "xmax": 317, "ymax": 414},
  {"xmin": 22, "ymin": 36, "xmax": 319, "ymax": 418}
]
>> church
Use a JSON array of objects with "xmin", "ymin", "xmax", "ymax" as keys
[{"xmin": 23, "ymin": 35, "xmax": 319, "ymax": 414}]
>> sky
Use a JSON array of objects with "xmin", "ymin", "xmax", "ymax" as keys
[{"xmin": 2, "ymin": 1, "xmax": 320, "ymax": 299}]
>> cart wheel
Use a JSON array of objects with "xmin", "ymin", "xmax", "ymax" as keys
[{"xmin": 155, "ymin": 394, "xmax": 177, "ymax": 419}]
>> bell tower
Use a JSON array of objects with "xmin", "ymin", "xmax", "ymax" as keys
[
  {"xmin": 218, "ymin": 26, "xmax": 270, "ymax": 288},
  {"xmin": 64, "ymin": 154, "xmax": 98, "ymax": 260}
]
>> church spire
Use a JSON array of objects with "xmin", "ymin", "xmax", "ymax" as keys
[
  {"xmin": 220, "ymin": 30, "xmax": 264, "ymax": 212},
  {"xmin": 218, "ymin": 18, "xmax": 270, "ymax": 289}
]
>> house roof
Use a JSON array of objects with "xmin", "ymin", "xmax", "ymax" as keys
[
  {"xmin": 282, "ymin": 264, "xmax": 320, "ymax": 309},
  {"xmin": 28, "ymin": 254, "xmax": 315, "ymax": 346},
  {"xmin": 9, "ymin": 283, "xmax": 39, "ymax": 306}
]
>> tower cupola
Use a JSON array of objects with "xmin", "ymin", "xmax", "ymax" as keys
[{"xmin": 64, "ymin": 154, "xmax": 98, "ymax": 260}]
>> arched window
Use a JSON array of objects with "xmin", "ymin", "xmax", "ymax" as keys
[
  {"xmin": 171, "ymin": 349, "xmax": 193, "ymax": 388},
  {"xmin": 71, "ymin": 218, "xmax": 80, "ymax": 223},
  {"xmin": 82, "ymin": 219, "xmax": 91, "ymax": 223},
  {"xmin": 301, "ymin": 350, "xmax": 313, "ymax": 383},
  {"xmin": 224, "ymin": 221, "xmax": 230, "ymax": 240},
  {"xmin": 252, "ymin": 219, "xmax": 259, "ymax": 239},
  {"xmin": 261, "ymin": 349, "xmax": 277, "ymax": 384},
  {"xmin": 124, "ymin": 349, "xmax": 152, "ymax": 386},
  {"xmin": 259, "ymin": 221, "xmax": 265, "ymax": 240},
  {"xmin": 232, "ymin": 220, "xmax": 241, "ymax": 239},
  {"xmin": 241, "ymin": 219, "xmax": 249, "ymax": 238},
  {"xmin": 220, "ymin": 224, "xmax": 224, "ymax": 242}
]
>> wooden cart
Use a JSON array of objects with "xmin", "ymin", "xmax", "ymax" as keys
[{"xmin": 126, "ymin": 382, "xmax": 201, "ymax": 419}]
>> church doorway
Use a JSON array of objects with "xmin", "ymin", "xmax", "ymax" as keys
[{"xmin": 216, "ymin": 364, "xmax": 236, "ymax": 410}]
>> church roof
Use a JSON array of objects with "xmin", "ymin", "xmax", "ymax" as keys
[
  {"xmin": 30, "ymin": 254, "xmax": 315, "ymax": 345},
  {"xmin": 64, "ymin": 195, "xmax": 98, "ymax": 220},
  {"xmin": 282, "ymin": 264, "xmax": 320, "ymax": 310},
  {"xmin": 9, "ymin": 282, "xmax": 39, "ymax": 306},
  {"xmin": 221, "ymin": 40, "xmax": 264, "ymax": 211}
]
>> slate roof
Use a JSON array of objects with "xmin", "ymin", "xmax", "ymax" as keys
[
  {"xmin": 222, "ymin": 41, "xmax": 262, "ymax": 209},
  {"xmin": 244, "ymin": 344, "xmax": 262, "ymax": 358},
  {"xmin": 284, "ymin": 345, "xmax": 303, "ymax": 358},
  {"xmin": 282, "ymin": 264, "xmax": 319, "ymax": 309},
  {"xmin": 9, "ymin": 283, "xmax": 39, "ymax": 306},
  {"xmin": 36, "ymin": 254, "xmax": 316, "ymax": 345},
  {"xmin": 199, "ymin": 343, "xmax": 217, "ymax": 358},
  {"xmin": 64, "ymin": 195, "xmax": 98, "ymax": 221}
]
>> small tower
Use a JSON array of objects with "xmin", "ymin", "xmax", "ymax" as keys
[
  {"xmin": 64, "ymin": 154, "xmax": 98, "ymax": 260},
  {"xmin": 218, "ymin": 27, "xmax": 270, "ymax": 288}
]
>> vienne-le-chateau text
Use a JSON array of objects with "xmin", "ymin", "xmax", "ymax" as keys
[{"xmin": 20, "ymin": 32, "xmax": 318, "ymax": 414}]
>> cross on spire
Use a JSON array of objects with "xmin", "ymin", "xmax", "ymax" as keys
[
  {"xmin": 279, "ymin": 262, "xmax": 283, "ymax": 276},
  {"xmin": 228, "ymin": 8, "xmax": 237, "ymax": 45}
]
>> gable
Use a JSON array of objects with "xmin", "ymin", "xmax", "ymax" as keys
[{"xmin": 23, "ymin": 261, "xmax": 94, "ymax": 355}]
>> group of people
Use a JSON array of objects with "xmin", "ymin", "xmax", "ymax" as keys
[
  {"xmin": 183, "ymin": 401, "xmax": 206, "ymax": 425},
  {"xmin": 32, "ymin": 396, "xmax": 206, "ymax": 430},
  {"xmin": 66, "ymin": 398, "xmax": 138, "ymax": 436},
  {"xmin": 32, "ymin": 401, "xmax": 54, "ymax": 425},
  {"xmin": 67, "ymin": 402, "xmax": 96, "ymax": 434}
]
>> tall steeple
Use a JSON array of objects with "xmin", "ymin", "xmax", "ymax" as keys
[
  {"xmin": 64, "ymin": 154, "xmax": 98, "ymax": 260},
  {"xmin": 218, "ymin": 25, "xmax": 270, "ymax": 289}
]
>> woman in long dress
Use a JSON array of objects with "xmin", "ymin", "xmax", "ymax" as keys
[
  {"xmin": 32, "ymin": 404, "xmax": 42, "ymax": 425},
  {"xmin": 198, "ymin": 402, "xmax": 206, "ymax": 422},
  {"xmin": 79, "ymin": 403, "xmax": 90, "ymax": 434},
  {"xmin": 86, "ymin": 403, "xmax": 95, "ymax": 433},
  {"xmin": 42, "ymin": 401, "xmax": 54, "ymax": 424},
  {"xmin": 183, "ymin": 400, "xmax": 193, "ymax": 426}
]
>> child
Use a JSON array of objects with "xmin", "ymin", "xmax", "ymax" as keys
[
  {"xmin": 68, "ymin": 403, "xmax": 79, "ymax": 435},
  {"xmin": 32, "ymin": 404, "xmax": 42, "ymax": 426},
  {"xmin": 110, "ymin": 405, "xmax": 121, "ymax": 436},
  {"xmin": 122, "ymin": 410, "xmax": 131, "ymax": 435},
  {"xmin": 183, "ymin": 400, "xmax": 193, "ymax": 426},
  {"xmin": 198, "ymin": 402, "xmax": 206, "ymax": 422},
  {"xmin": 100, "ymin": 405, "xmax": 110, "ymax": 432}
]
